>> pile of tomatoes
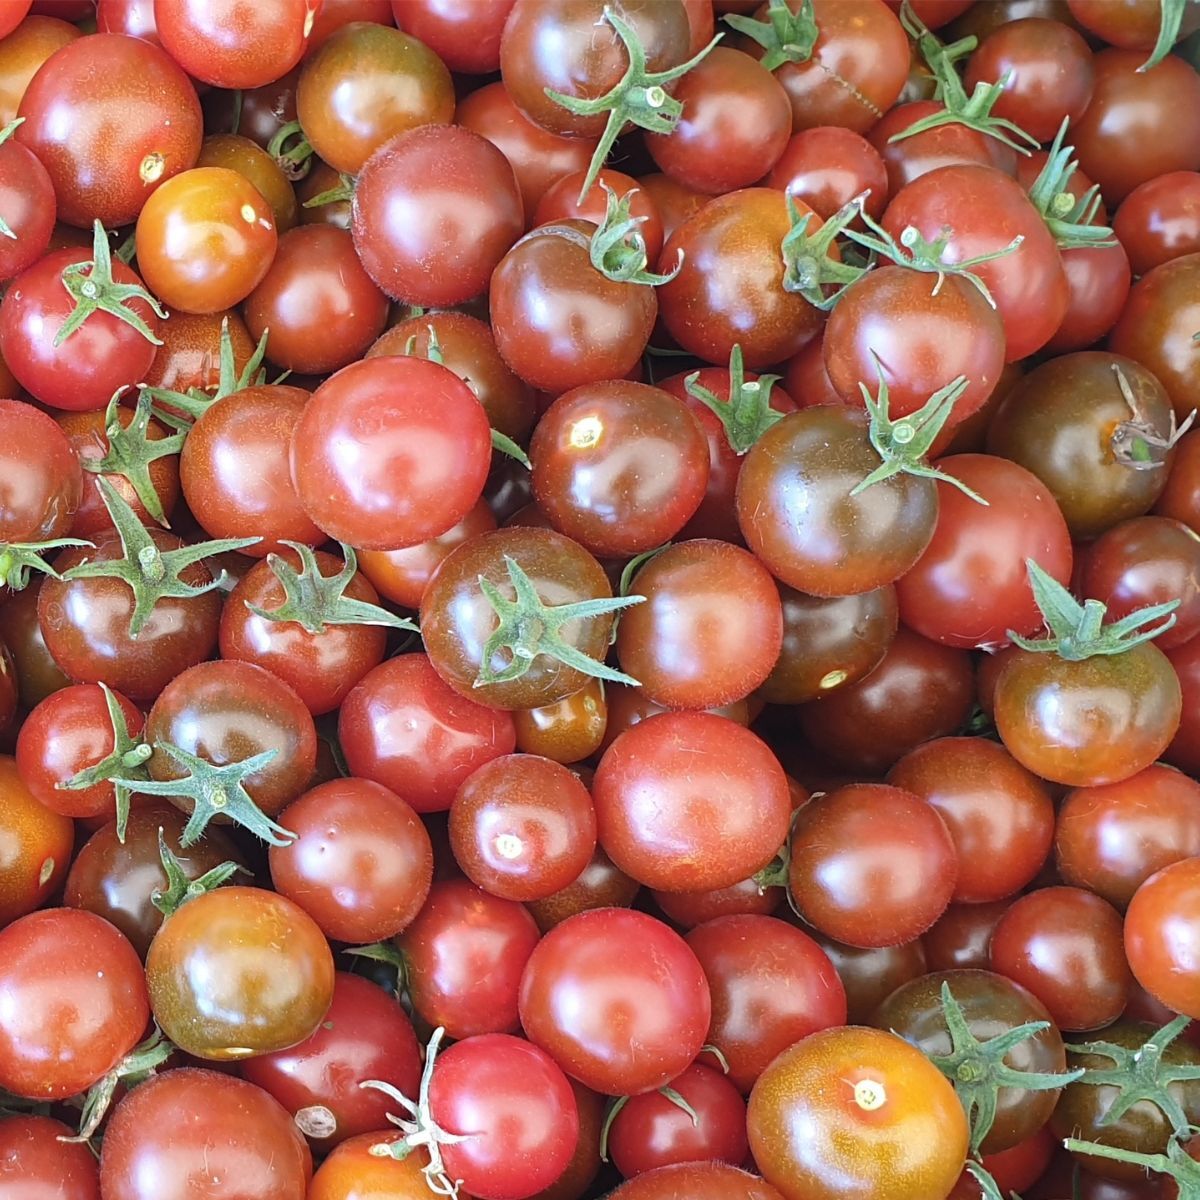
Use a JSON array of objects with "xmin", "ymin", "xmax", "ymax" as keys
[{"xmin": 4, "ymin": 0, "xmax": 1200, "ymax": 1197}]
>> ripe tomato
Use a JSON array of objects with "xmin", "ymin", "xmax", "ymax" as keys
[
  {"xmin": 1125, "ymin": 857, "xmax": 1200, "ymax": 1018},
  {"xmin": 0, "ymin": 754, "xmax": 76, "ymax": 927}
]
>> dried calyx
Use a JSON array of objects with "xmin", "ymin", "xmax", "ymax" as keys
[{"xmin": 1109, "ymin": 364, "xmax": 1195, "ymax": 470}]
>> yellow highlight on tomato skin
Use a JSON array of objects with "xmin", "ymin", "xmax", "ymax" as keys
[{"xmin": 568, "ymin": 415, "xmax": 604, "ymax": 449}]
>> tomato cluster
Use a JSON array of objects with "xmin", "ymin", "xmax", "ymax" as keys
[{"xmin": 3, "ymin": 1, "xmax": 1200, "ymax": 1198}]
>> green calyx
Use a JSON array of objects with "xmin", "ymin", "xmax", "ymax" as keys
[
  {"xmin": 302, "ymin": 171, "xmax": 355, "ymax": 208},
  {"xmin": 151, "ymin": 826, "xmax": 243, "ymax": 918},
  {"xmin": 890, "ymin": 1, "xmax": 1038, "ymax": 155},
  {"xmin": 0, "ymin": 118, "xmax": 24, "ymax": 240},
  {"xmin": 1008, "ymin": 558, "xmax": 1179, "ymax": 659},
  {"xmin": 780, "ymin": 194, "xmax": 871, "ymax": 310},
  {"xmin": 345, "ymin": 940, "xmax": 410, "ymax": 1005},
  {"xmin": 599, "ymin": 1088, "xmax": 699, "ymax": 1162},
  {"xmin": 1141, "ymin": 0, "xmax": 1193, "ymax": 71},
  {"xmin": 1064, "ymin": 1133, "xmax": 1200, "ymax": 1197},
  {"xmin": 84, "ymin": 387, "xmax": 187, "ymax": 527},
  {"xmin": 61, "ymin": 476, "xmax": 261, "ymax": 637},
  {"xmin": 844, "ymin": 205, "xmax": 1021, "ymax": 309},
  {"xmin": 0, "ymin": 539, "xmax": 93, "ymax": 592},
  {"xmin": 145, "ymin": 318, "xmax": 270, "ymax": 424},
  {"xmin": 267, "ymin": 119, "xmax": 314, "ymax": 181},
  {"xmin": 246, "ymin": 540, "xmax": 419, "ymax": 635},
  {"xmin": 1027, "ymin": 119, "xmax": 1117, "ymax": 251},
  {"xmin": 55, "ymin": 220, "xmax": 166, "ymax": 349},
  {"xmin": 590, "ymin": 183, "xmax": 681, "ymax": 285},
  {"xmin": 58, "ymin": 1027, "xmax": 174, "ymax": 1146},
  {"xmin": 1110, "ymin": 364, "xmax": 1196, "ymax": 470},
  {"xmin": 1068, "ymin": 1016, "xmax": 1200, "ymax": 1137},
  {"xmin": 931, "ymin": 981, "xmax": 1084, "ymax": 1156},
  {"xmin": 54, "ymin": 681, "xmax": 152, "ymax": 842},
  {"xmin": 545, "ymin": 5, "xmax": 722, "ymax": 203},
  {"xmin": 476, "ymin": 555, "xmax": 645, "ymax": 689},
  {"xmin": 725, "ymin": 0, "xmax": 818, "ymax": 72},
  {"xmin": 685, "ymin": 344, "xmax": 783, "ymax": 455},
  {"xmin": 128, "ymin": 740, "xmax": 295, "ymax": 847},
  {"xmin": 851, "ymin": 362, "xmax": 987, "ymax": 502}
]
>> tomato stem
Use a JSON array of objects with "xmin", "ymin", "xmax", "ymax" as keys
[
  {"xmin": 1064, "ymin": 1133, "xmax": 1200, "ymax": 1196},
  {"xmin": 1026, "ymin": 119, "xmax": 1117, "ymax": 250},
  {"xmin": 780, "ymin": 194, "xmax": 869, "ymax": 310},
  {"xmin": 145, "ymin": 319, "xmax": 270, "ymax": 424},
  {"xmin": 151, "ymin": 827, "xmax": 245, "ymax": 918},
  {"xmin": 0, "ymin": 538, "xmax": 93, "ymax": 592},
  {"xmin": 589, "ymin": 183, "xmax": 682, "ymax": 285},
  {"xmin": 1141, "ymin": 0, "xmax": 1192, "ymax": 71},
  {"xmin": 685, "ymin": 345, "xmax": 784, "ymax": 455},
  {"xmin": 724, "ymin": 0, "xmax": 818, "ymax": 72},
  {"xmin": 267, "ymin": 120, "xmax": 314, "ymax": 181},
  {"xmin": 1110, "ymin": 364, "xmax": 1196, "ymax": 470}
]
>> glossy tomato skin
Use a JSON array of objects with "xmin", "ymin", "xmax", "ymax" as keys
[
  {"xmin": 99, "ymin": 1068, "xmax": 312, "ymax": 1200},
  {"xmin": 0, "ymin": 16, "xmax": 81, "ymax": 129},
  {"xmin": 1044, "ymin": 239, "xmax": 1134, "ymax": 356},
  {"xmin": 593, "ymin": 713, "xmax": 791, "ymax": 894},
  {"xmin": 0, "ymin": 754, "xmax": 74, "ymax": 928},
  {"xmin": 513, "ymin": 677, "xmax": 607, "ymax": 766},
  {"xmin": 398, "ymin": 878, "xmax": 541, "ymax": 1039},
  {"xmin": 0, "ymin": 135, "xmax": 54, "ymax": 282},
  {"xmin": 353, "ymin": 123, "xmax": 523, "ymax": 307},
  {"xmin": 63, "ymin": 804, "xmax": 243, "ymax": 958},
  {"xmin": 15, "ymin": 32, "xmax": 201, "ymax": 227},
  {"xmin": 198, "ymin": 131, "xmax": 299, "ymax": 233},
  {"xmin": 0, "ymin": 247, "xmax": 162, "ymax": 412},
  {"xmin": 1125, "ymin": 857, "xmax": 1200, "ymax": 1018},
  {"xmin": 392, "ymin": 0, "xmax": 514, "ymax": 73},
  {"xmin": 814, "ymin": 933, "xmax": 928, "ymax": 1024},
  {"xmin": 748, "ymin": 1025, "xmax": 968, "ymax": 1200},
  {"xmin": 872, "ymin": 968, "xmax": 1069, "ymax": 1154},
  {"xmin": 607, "ymin": 1162, "xmax": 785, "ymax": 1200},
  {"xmin": 310, "ymin": 1133, "xmax": 476, "ymax": 1200},
  {"xmin": 767, "ymin": 125, "xmax": 889, "ymax": 221},
  {"xmin": 270, "ymin": 778, "xmax": 433, "ymax": 942},
  {"xmin": 686, "ymin": 914, "xmax": 846, "ymax": 1094},
  {"xmin": 0, "ymin": 907, "xmax": 148, "ymax": 1099},
  {"xmin": 0, "ymin": 398, "xmax": 81, "ymax": 542},
  {"xmin": 241, "ymin": 971, "xmax": 423, "ymax": 1154},
  {"xmin": 144, "ymin": 307, "xmax": 255, "ymax": 393},
  {"xmin": 146, "ymin": 885, "xmax": 335, "ymax": 1060},
  {"xmin": 0, "ymin": 1114, "xmax": 99, "ymax": 1199},
  {"xmin": 290, "ymin": 355, "xmax": 492, "ymax": 551},
  {"xmin": 518, "ymin": 908, "xmax": 711, "ymax": 1096},
  {"xmin": 533, "ymin": 169, "xmax": 664, "ymax": 261},
  {"xmin": 431, "ymin": 1033, "xmax": 580, "ymax": 1200},
  {"xmin": 895, "ymin": 454, "xmax": 1074, "ymax": 649},
  {"xmin": 340, "ymin": 653, "xmax": 517, "ymax": 813},
  {"xmin": 525, "ymin": 845, "xmax": 640, "ymax": 935},
  {"xmin": 923, "ymin": 902, "xmax": 1009, "ymax": 973},
  {"xmin": 993, "ymin": 642, "xmax": 1182, "ymax": 787}
]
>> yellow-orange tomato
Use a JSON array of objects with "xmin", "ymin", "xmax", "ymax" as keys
[{"xmin": 0, "ymin": 756, "xmax": 74, "ymax": 929}]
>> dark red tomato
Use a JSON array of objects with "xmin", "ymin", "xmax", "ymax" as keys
[
  {"xmin": 923, "ymin": 901, "xmax": 1010, "ymax": 973},
  {"xmin": 155, "ymin": 0, "xmax": 319, "ymax": 88},
  {"xmin": 455, "ymin": 82, "xmax": 598, "ymax": 218},
  {"xmin": 0, "ymin": 755, "xmax": 74, "ymax": 928},
  {"xmin": 994, "ymin": 640, "xmax": 1182, "ymax": 787},
  {"xmin": 297, "ymin": 20, "xmax": 454, "ymax": 175},
  {"xmin": 392, "ymin": 0, "xmax": 514, "ymax": 73},
  {"xmin": 241, "ymin": 971, "xmax": 423, "ymax": 1153},
  {"xmin": 1125, "ymin": 857, "xmax": 1200, "ymax": 1018},
  {"xmin": 219, "ymin": 549, "xmax": 389, "ymax": 715},
  {"xmin": 519, "ymin": 907, "xmax": 711, "ymax": 1096},
  {"xmin": 823, "ymin": 267, "xmax": 1005, "ymax": 423},
  {"xmin": 296, "ymin": 159, "xmax": 352, "ymax": 229},
  {"xmin": 0, "ymin": 907, "xmax": 147, "ymax": 1099},
  {"xmin": 1044, "ymin": 240, "xmax": 1134, "ymax": 355},
  {"xmin": 37, "ymin": 533, "xmax": 225, "ymax": 702},
  {"xmin": 525, "ymin": 845, "xmax": 640, "ymax": 934},
  {"xmin": 686, "ymin": 914, "xmax": 846, "ymax": 1094},
  {"xmin": 797, "ymin": 626, "xmax": 976, "ymax": 773},
  {"xmin": 766, "ymin": 126, "xmax": 890, "ymax": 222},
  {"xmin": 990, "ymin": 886, "xmax": 1132, "ymax": 1031},
  {"xmin": 58, "ymin": 403, "xmax": 181, "ymax": 536},
  {"xmin": 654, "ymin": 875, "xmax": 782, "ymax": 928},
  {"xmin": 1165, "ymin": 636, "xmax": 1200, "ymax": 776},
  {"xmin": 198, "ymin": 132, "xmax": 299, "ymax": 233},
  {"xmin": 0, "ymin": 398, "xmax": 81, "ymax": 543},
  {"xmin": 1108, "ymin": 251, "xmax": 1200, "ymax": 423},
  {"xmin": 340, "ymin": 653, "xmax": 517, "ymax": 813},
  {"xmin": 645, "ymin": 48, "xmax": 791, "ymax": 194},
  {"xmin": 63, "ymin": 804, "xmax": 243, "ymax": 958},
  {"xmin": 1068, "ymin": 0, "xmax": 1200, "ymax": 47},
  {"xmin": 270, "ymin": 779, "xmax": 433, "ymax": 942},
  {"xmin": 739, "ymin": 0, "xmax": 909, "ymax": 133},
  {"xmin": 0, "ymin": 1114, "xmax": 99, "ymax": 1199},
  {"xmin": 895, "ymin": 454, "xmax": 1073, "ymax": 648},
  {"xmin": 807, "ymin": 932, "xmax": 926, "ymax": 1026},
  {"xmin": 607, "ymin": 1162, "xmax": 786, "ymax": 1200},
  {"xmin": 0, "ymin": 126, "xmax": 54, "ymax": 282},
  {"xmin": 0, "ymin": 246, "xmax": 162, "ymax": 412},
  {"xmin": 1158, "ymin": 428, "xmax": 1200, "ymax": 533},
  {"xmin": 16, "ymin": 683, "xmax": 144, "ymax": 819},
  {"xmin": 964, "ymin": 17, "xmax": 1094, "ymax": 142},
  {"xmin": 1057, "ymin": 765, "xmax": 1200, "ymax": 910},
  {"xmin": 638, "ymin": 172, "xmax": 708, "ymax": 244},
  {"xmin": 748, "ymin": 1026, "xmax": 968, "ymax": 1200},
  {"xmin": 657, "ymin": 188, "xmax": 825, "ymax": 369},
  {"xmin": 309, "ymin": 1134, "xmax": 474, "ymax": 1200},
  {"xmin": 1072, "ymin": 50, "xmax": 1200, "ymax": 205},
  {"xmin": 242, "ymin": 225, "xmax": 388, "ymax": 374},
  {"xmin": 353, "ymin": 124, "xmax": 524, "ymax": 307},
  {"xmin": 598, "ymin": 683, "xmax": 751, "ymax": 751},
  {"xmin": 1114, "ymin": 171, "xmax": 1200, "ymax": 275},
  {"xmin": 99, "ymin": 1068, "xmax": 312, "ymax": 1200},
  {"xmin": 736, "ymin": 406, "xmax": 940, "ymax": 598},
  {"xmin": 430, "ymin": 1033, "xmax": 580, "ymax": 1200},
  {"xmin": 0, "ymin": 640, "xmax": 14, "ymax": 735},
  {"xmin": 448, "ymin": 754, "xmax": 596, "ymax": 902},
  {"xmin": 96, "ymin": 0, "xmax": 161, "ymax": 44},
  {"xmin": 398, "ymin": 878, "xmax": 541, "ymax": 1039},
  {"xmin": 513, "ymin": 677, "xmax": 607, "ymax": 766},
  {"xmin": 882, "ymin": 164, "xmax": 1067, "ymax": 361},
  {"xmin": 15, "ymin": 32, "xmax": 201, "ymax": 227},
  {"xmin": 789, "ymin": 784, "xmax": 958, "ymax": 947},
  {"xmin": 888, "ymin": 737, "xmax": 1054, "ymax": 903},
  {"xmin": 609, "ymin": 1062, "xmax": 748, "ymax": 1179},
  {"xmin": 593, "ymin": 713, "xmax": 790, "ymax": 894},
  {"xmin": 1081, "ymin": 517, "xmax": 1200, "ymax": 649},
  {"xmin": 616, "ymin": 541, "xmax": 783, "ymax": 709},
  {"xmin": 533, "ymin": 170, "xmax": 664, "ymax": 262},
  {"xmin": 490, "ymin": 221, "xmax": 658, "ymax": 395},
  {"xmin": 290, "ymin": 355, "xmax": 492, "ymax": 551},
  {"xmin": 0, "ymin": 585, "xmax": 70, "ymax": 711},
  {"xmin": 143, "ymin": 307, "xmax": 255, "ymax": 394},
  {"xmin": 181, "ymin": 384, "xmax": 322, "ymax": 555}
]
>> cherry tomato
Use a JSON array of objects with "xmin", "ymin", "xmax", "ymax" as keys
[
  {"xmin": 0, "ymin": 398, "xmax": 81, "ymax": 542},
  {"xmin": 1126, "ymin": 857, "xmax": 1200, "ymax": 1018},
  {"xmin": 0, "ymin": 1114, "xmax": 99, "ymax": 1199}
]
